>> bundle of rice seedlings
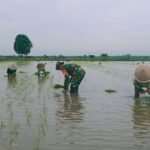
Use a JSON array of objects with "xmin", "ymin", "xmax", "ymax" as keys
[
  {"xmin": 105, "ymin": 89, "xmax": 116, "ymax": 93},
  {"xmin": 34, "ymin": 71, "xmax": 50, "ymax": 76},
  {"xmin": 34, "ymin": 72, "xmax": 39, "ymax": 75},
  {"xmin": 19, "ymin": 71, "xmax": 26, "ymax": 73},
  {"xmin": 53, "ymin": 84, "xmax": 64, "ymax": 89},
  {"xmin": 44, "ymin": 71, "xmax": 50, "ymax": 76}
]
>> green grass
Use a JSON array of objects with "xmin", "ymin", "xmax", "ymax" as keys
[{"xmin": 1, "ymin": 55, "xmax": 150, "ymax": 61}]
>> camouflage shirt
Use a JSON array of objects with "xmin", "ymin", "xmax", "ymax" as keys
[{"xmin": 61, "ymin": 64, "xmax": 85, "ymax": 90}]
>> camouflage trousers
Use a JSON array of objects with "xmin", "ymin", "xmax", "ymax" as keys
[
  {"xmin": 134, "ymin": 79, "xmax": 150, "ymax": 97},
  {"xmin": 70, "ymin": 70, "xmax": 86, "ymax": 93}
]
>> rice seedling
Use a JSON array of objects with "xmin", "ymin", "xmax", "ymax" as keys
[
  {"xmin": 44, "ymin": 71, "xmax": 50, "ymax": 76},
  {"xmin": 39, "ymin": 113, "xmax": 47, "ymax": 136},
  {"xmin": 39, "ymin": 121, "xmax": 46, "ymax": 136},
  {"xmin": 0, "ymin": 121, "xmax": 6, "ymax": 129},
  {"xmin": 26, "ymin": 111, "xmax": 32, "ymax": 125},
  {"xmin": 33, "ymin": 122, "xmax": 46, "ymax": 149},
  {"xmin": 105, "ymin": 89, "xmax": 117, "ymax": 93},
  {"xmin": 33, "ymin": 104, "xmax": 48, "ymax": 150},
  {"xmin": 9, "ymin": 122, "xmax": 20, "ymax": 145},
  {"xmin": 34, "ymin": 71, "xmax": 50, "ymax": 76},
  {"xmin": 7, "ymin": 101, "xmax": 12, "ymax": 110},
  {"xmin": 33, "ymin": 136, "xmax": 40, "ymax": 150}
]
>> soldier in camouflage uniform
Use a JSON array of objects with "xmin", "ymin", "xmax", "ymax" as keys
[{"xmin": 56, "ymin": 62, "xmax": 86, "ymax": 93}]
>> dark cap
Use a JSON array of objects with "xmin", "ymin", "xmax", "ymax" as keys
[{"xmin": 56, "ymin": 62, "xmax": 64, "ymax": 70}]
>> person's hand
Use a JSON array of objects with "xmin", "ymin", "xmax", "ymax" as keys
[{"xmin": 145, "ymin": 89, "xmax": 150, "ymax": 94}]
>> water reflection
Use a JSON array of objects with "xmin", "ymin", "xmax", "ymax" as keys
[
  {"xmin": 37, "ymin": 75, "xmax": 49, "ymax": 88},
  {"xmin": 37, "ymin": 75, "xmax": 47, "ymax": 86},
  {"xmin": 132, "ymin": 99, "xmax": 150, "ymax": 135},
  {"xmin": 7, "ymin": 76, "xmax": 17, "ymax": 88},
  {"xmin": 37, "ymin": 75, "xmax": 49, "ymax": 100},
  {"xmin": 57, "ymin": 93, "xmax": 84, "ymax": 121}
]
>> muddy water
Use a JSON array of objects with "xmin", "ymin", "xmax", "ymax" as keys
[{"xmin": 0, "ymin": 61, "xmax": 150, "ymax": 150}]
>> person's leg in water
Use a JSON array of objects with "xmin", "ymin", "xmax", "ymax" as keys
[
  {"xmin": 134, "ymin": 86, "xmax": 140, "ymax": 98},
  {"xmin": 134, "ymin": 84, "xmax": 146, "ymax": 98},
  {"xmin": 7, "ymin": 68, "xmax": 16, "ymax": 77},
  {"xmin": 38, "ymin": 68, "xmax": 41, "ymax": 76},
  {"xmin": 70, "ymin": 71, "xmax": 85, "ymax": 94},
  {"xmin": 42, "ymin": 69, "xmax": 46, "ymax": 76},
  {"xmin": 70, "ymin": 84, "xmax": 79, "ymax": 93}
]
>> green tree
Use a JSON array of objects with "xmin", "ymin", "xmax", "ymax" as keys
[
  {"xmin": 100, "ymin": 53, "xmax": 108, "ymax": 61},
  {"xmin": 14, "ymin": 34, "xmax": 33, "ymax": 56},
  {"xmin": 124, "ymin": 54, "xmax": 131, "ymax": 61},
  {"xmin": 89, "ymin": 55, "xmax": 95, "ymax": 59}
]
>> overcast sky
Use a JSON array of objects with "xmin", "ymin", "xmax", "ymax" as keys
[{"xmin": 0, "ymin": 0, "xmax": 150, "ymax": 56}]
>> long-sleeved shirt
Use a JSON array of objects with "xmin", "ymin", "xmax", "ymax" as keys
[{"xmin": 61, "ymin": 64, "xmax": 85, "ymax": 89}]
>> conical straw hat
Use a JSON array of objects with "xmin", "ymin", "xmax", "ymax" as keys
[
  {"xmin": 8, "ymin": 64, "xmax": 17, "ymax": 70},
  {"xmin": 134, "ymin": 64, "xmax": 150, "ymax": 83}
]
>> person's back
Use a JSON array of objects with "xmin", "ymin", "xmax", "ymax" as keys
[
  {"xmin": 63, "ymin": 64, "xmax": 84, "ymax": 76},
  {"xmin": 37, "ymin": 63, "xmax": 47, "ymax": 75},
  {"xmin": 7, "ymin": 64, "xmax": 17, "ymax": 77}
]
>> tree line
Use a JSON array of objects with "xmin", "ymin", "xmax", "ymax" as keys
[{"xmin": 9, "ymin": 34, "xmax": 150, "ymax": 62}]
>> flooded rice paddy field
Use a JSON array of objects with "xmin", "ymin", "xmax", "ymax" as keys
[{"xmin": 0, "ymin": 61, "xmax": 150, "ymax": 150}]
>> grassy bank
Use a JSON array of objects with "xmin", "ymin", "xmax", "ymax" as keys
[{"xmin": 0, "ymin": 55, "xmax": 150, "ymax": 61}]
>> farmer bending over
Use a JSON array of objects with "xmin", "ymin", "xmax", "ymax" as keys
[
  {"xmin": 134, "ymin": 64, "xmax": 150, "ymax": 98},
  {"xmin": 7, "ymin": 64, "xmax": 17, "ymax": 77},
  {"xmin": 56, "ymin": 62, "xmax": 86, "ymax": 93},
  {"xmin": 37, "ymin": 63, "xmax": 47, "ymax": 76}
]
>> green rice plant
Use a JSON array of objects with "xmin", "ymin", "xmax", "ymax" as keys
[
  {"xmin": 34, "ymin": 72, "xmax": 39, "ymax": 75},
  {"xmin": 7, "ymin": 101, "xmax": 12, "ymax": 110},
  {"xmin": 34, "ymin": 71, "xmax": 50, "ymax": 76},
  {"xmin": 33, "ymin": 112, "xmax": 47, "ymax": 150},
  {"xmin": 44, "ymin": 71, "xmax": 50, "ymax": 76},
  {"xmin": 0, "ymin": 121, "xmax": 6, "ymax": 129},
  {"xmin": 26, "ymin": 111, "xmax": 32, "ymax": 125},
  {"xmin": 10, "ymin": 122, "xmax": 20, "ymax": 145},
  {"xmin": 105, "ymin": 89, "xmax": 117, "ymax": 93},
  {"xmin": 39, "ymin": 114, "xmax": 47, "ymax": 136},
  {"xmin": 10, "ymin": 123, "xmax": 19, "ymax": 136},
  {"xmin": 33, "ymin": 137, "xmax": 40, "ymax": 150},
  {"xmin": 53, "ymin": 84, "xmax": 64, "ymax": 89},
  {"xmin": 40, "ymin": 121, "xmax": 46, "ymax": 136}
]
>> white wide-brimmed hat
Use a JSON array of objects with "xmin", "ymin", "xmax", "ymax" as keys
[{"xmin": 8, "ymin": 64, "xmax": 17, "ymax": 70}]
